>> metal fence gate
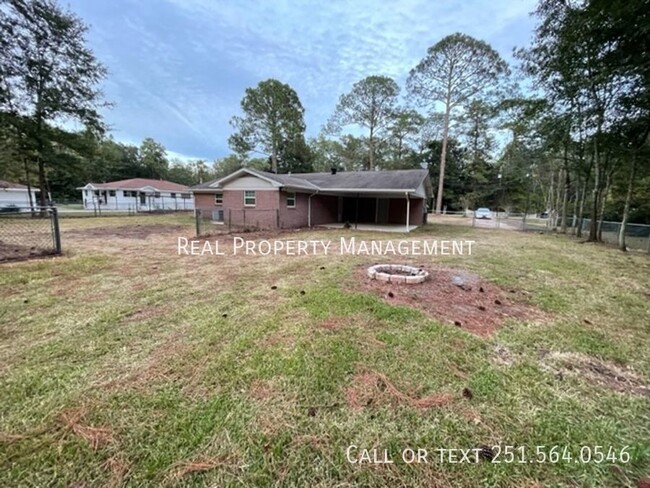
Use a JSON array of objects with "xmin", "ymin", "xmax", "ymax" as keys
[{"xmin": 0, "ymin": 207, "xmax": 61, "ymax": 262}]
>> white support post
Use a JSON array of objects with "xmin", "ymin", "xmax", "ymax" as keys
[{"xmin": 405, "ymin": 192, "xmax": 410, "ymax": 232}]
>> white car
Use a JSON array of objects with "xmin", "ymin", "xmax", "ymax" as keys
[{"xmin": 475, "ymin": 207, "xmax": 492, "ymax": 219}]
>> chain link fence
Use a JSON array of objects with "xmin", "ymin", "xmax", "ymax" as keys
[
  {"xmin": 578, "ymin": 219, "xmax": 650, "ymax": 251},
  {"xmin": 0, "ymin": 207, "xmax": 61, "ymax": 262},
  {"xmin": 195, "ymin": 208, "xmax": 280, "ymax": 236},
  {"xmin": 428, "ymin": 210, "xmax": 650, "ymax": 252}
]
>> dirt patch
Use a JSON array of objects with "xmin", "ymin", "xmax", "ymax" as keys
[
  {"xmin": 345, "ymin": 371, "xmax": 455, "ymax": 410},
  {"xmin": 64, "ymin": 223, "xmax": 187, "ymax": 240},
  {"xmin": 542, "ymin": 352, "xmax": 650, "ymax": 397},
  {"xmin": 121, "ymin": 306, "xmax": 170, "ymax": 324},
  {"xmin": 318, "ymin": 317, "xmax": 348, "ymax": 331},
  {"xmin": 356, "ymin": 266, "xmax": 545, "ymax": 336},
  {"xmin": 0, "ymin": 242, "xmax": 56, "ymax": 262},
  {"xmin": 258, "ymin": 331, "xmax": 296, "ymax": 349},
  {"xmin": 249, "ymin": 379, "xmax": 276, "ymax": 401}
]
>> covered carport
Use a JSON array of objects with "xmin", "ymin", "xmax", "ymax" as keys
[{"xmin": 312, "ymin": 190, "xmax": 427, "ymax": 232}]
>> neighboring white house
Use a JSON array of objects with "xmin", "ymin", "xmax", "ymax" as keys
[
  {"xmin": 0, "ymin": 180, "xmax": 40, "ymax": 210},
  {"xmin": 78, "ymin": 178, "xmax": 194, "ymax": 211}
]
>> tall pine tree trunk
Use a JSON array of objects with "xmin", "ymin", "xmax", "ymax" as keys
[
  {"xmin": 22, "ymin": 157, "xmax": 34, "ymax": 211},
  {"xmin": 597, "ymin": 173, "xmax": 611, "ymax": 242},
  {"xmin": 435, "ymin": 100, "xmax": 451, "ymax": 214},
  {"xmin": 368, "ymin": 125, "xmax": 375, "ymax": 171},
  {"xmin": 588, "ymin": 133, "xmax": 601, "ymax": 242},
  {"xmin": 560, "ymin": 148, "xmax": 570, "ymax": 233},
  {"xmin": 546, "ymin": 169, "xmax": 555, "ymax": 230},
  {"xmin": 618, "ymin": 155, "xmax": 636, "ymax": 251},
  {"xmin": 571, "ymin": 181, "xmax": 579, "ymax": 235}
]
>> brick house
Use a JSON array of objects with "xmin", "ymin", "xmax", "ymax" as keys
[{"xmin": 192, "ymin": 168, "xmax": 433, "ymax": 231}]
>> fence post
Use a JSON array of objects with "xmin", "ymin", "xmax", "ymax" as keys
[
  {"xmin": 51, "ymin": 207, "xmax": 62, "ymax": 254},
  {"xmin": 276, "ymin": 209, "xmax": 280, "ymax": 229},
  {"xmin": 228, "ymin": 209, "xmax": 231, "ymax": 232},
  {"xmin": 195, "ymin": 208, "xmax": 201, "ymax": 237}
]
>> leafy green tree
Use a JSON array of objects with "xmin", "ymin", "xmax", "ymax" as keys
[
  {"xmin": 420, "ymin": 138, "xmax": 468, "ymax": 211},
  {"xmin": 139, "ymin": 138, "xmax": 168, "ymax": 179},
  {"xmin": 309, "ymin": 136, "xmax": 344, "ymax": 172},
  {"xmin": 212, "ymin": 154, "xmax": 245, "ymax": 179},
  {"xmin": 168, "ymin": 159, "xmax": 197, "ymax": 186},
  {"xmin": 386, "ymin": 109, "xmax": 425, "ymax": 167},
  {"xmin": 229, "ymin": 79, "xmax": 306, "ymax": 173},
  {"xmin": 327, "ymin": 75, "xmax": 400, "ymax": 170},
  {"xmin": 407, "ymin": 33, "xmax": 509, "ymax": 213},
  {"xmin": 277, "ymin": 136, "xmax": 313, "ymax": 173},
  {"xmin": 0, "ymin": 0, "xmax": 108, "ymax": 207},
  {"xmin": 516, "ymin": 1, "xmax": 646, "ymax": 241}
]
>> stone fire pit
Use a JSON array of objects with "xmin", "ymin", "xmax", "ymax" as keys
[{"xmin": 367, "ymin": 264, "xmax": 429, "ymax": 284}]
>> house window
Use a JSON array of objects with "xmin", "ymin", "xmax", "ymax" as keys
[
  {"xmin": 286, "ymin": 192, "xmax": 296, "ymax": 208},
  {"xmin": 215, "ymin": 192, "xmax": 223, "ymax": 205},
  {"xmin": 109, "ymin": 190, "xmax": 116, "ymax": 197},
  {"xmin": 244, "ymin": 191, "xmax": 256, "ymax": 207},
  {"xmin": 180, "ymin": 193, "xmax": 190, "ymax": 199},
  {"xmin": 154, "ymin": 192, "xmax": 161, "ymax": 198},
  {"xmin": 170, "ymin": 193, "xmax": 176, "ymax": 199}
]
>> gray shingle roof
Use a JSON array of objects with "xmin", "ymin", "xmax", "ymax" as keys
[
  {"xmin": 192, "ymin": 168, "xmax": 430, "ymax": 193},
  {"xmin": 293, "ymin": 169, "xmax": 429, "ymax": 191}
]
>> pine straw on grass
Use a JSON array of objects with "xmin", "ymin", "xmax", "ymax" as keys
[
  {"xmin": 345, "ymin": 370, "xmax": 455, "ymax": 410},
  {"xmin": 166, "ymin": 454, "xmax": 239, "ymax": 482},
  {"xmin": 59, "ymin": 407, "xmax": 114, "ymax": 451}
]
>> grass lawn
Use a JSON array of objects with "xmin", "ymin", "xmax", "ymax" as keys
[{"xmin": 1, "ymin": 215, "xmax": 649, "ymax": 487}]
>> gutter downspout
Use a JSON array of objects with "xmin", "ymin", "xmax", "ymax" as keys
[{"xmin": 308, "ymin": 190, "xmax": 319, "ymax": 228}]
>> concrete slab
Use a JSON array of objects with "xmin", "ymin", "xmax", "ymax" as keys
[{"xmin": 318, "ymin": 223, "xmax": 419, "ymax": 233}]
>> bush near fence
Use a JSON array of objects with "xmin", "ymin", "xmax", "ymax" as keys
[{"xmin": 0, "ymin": 207, "xmax": 61, "ymax": 262}]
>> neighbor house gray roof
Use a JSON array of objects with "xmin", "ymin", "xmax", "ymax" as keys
[
  {"xmin": 0, "ymin": 180, "xmax": 40, "ymax": 191},
  {"xmin": 192, "ymin": 168, "xmax": 431, "ymax": 195}
]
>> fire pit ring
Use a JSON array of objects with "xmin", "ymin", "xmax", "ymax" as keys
[{"xmin": 367, "ymin": 264, "xmax": 429, "ymax": 284}]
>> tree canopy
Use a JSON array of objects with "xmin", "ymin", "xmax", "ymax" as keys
[{"xmin": 228, "ymin": 79, "xmax": 307, "ymax": 174}]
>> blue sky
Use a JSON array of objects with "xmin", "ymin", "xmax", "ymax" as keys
[{"xmin": 68, "ymin": 0, "xmax": 538, "ymax": 162}]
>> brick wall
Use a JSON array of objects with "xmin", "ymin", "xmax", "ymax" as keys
[
  {"xmin": 194, "ymin": 193, "xmax": 216, "ymax": 209},
  {"xmin": 387, "ymin": 198, "xmax": 425, "ymax": 225},
  {"xmin": 311, "ymin": 195, "xmax": 339, "ymax": 225},
  {"xmin": 278, "ymin": 191, "xmax": 308, "ymax": 228},
  {"xmin": 277, "ymin": 192, "xmax": 339, "ymax": 228},
  {"xmin": 195, "ymin": 190, "xmax": 280, "ymax": 229}
]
